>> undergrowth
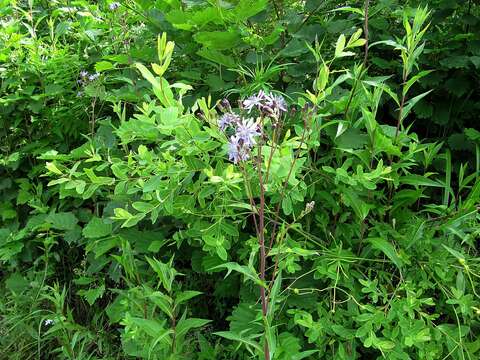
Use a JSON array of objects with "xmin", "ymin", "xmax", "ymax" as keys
[{"xmin": 1, "ymin": 1, "xmax": 479, "ymax": 359}]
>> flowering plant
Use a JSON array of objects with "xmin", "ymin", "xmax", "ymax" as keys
[{"xmin": 214, "ymin": 90, "xmax": 313, "ymax": 359}]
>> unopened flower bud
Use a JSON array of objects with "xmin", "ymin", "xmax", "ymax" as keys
[
  {"xmin": 305, "ymin": 201, "xmax": 315, "ymax": 213},
  {"xmin": 221, "ymin": 98, "xmax": 231, "ymax": 112}
]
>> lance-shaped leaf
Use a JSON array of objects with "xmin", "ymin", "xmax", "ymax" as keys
[
  {"xmin": 401, "ymin": 89, "xmax": 433, "ymax": 121},
  {"xmin": 368, "ymin": 237, "xmax": 403, "ymax": 269},
  {"xmin": 211, "ymin": 262, "xmax": 266, "ymax": 288}
]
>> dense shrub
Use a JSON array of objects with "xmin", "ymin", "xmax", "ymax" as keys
[{"xmin": 1, "ymin": 1, "xmax": 479, "ymax": 359}]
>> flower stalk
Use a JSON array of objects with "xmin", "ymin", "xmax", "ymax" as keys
[{"xmin": 217, "ymin": 90, "xmax": 311, "ymax": 360}]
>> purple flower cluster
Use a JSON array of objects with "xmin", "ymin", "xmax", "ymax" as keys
[
  {"xmin": 77, "ymin": 70, "xmax": 100, "ymax": 96},
  {"xmin": 109, "ymin": 2, "xmax": 120, "ymax": 11},
  {"xmin": 218, "ymin": 113, "xmax": 261, "ymax": 164},
  {"xmin": 242, "ymin": 90, "xmax": 287, "ymax": 118},
  {"xmin": 227, "ymin": 118, "xmax": 261, "ymax": 164},
  {"xmin": 78, "ymin": 70, "xmax": 100, "ymax": 86},
  {"xmin": 218, "ymin": 91, "xmax": 287, "ymax": 164}
]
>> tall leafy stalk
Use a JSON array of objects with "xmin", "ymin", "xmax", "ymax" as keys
[{"xmin": 390, "ymin": 7, "xmax": 432, "ymax": 142}]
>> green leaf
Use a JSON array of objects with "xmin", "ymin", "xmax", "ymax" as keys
[
  {"xmin": 82, "ymin": 217, "xmax": 112, "ymax": 238},
  {"xmin": 47, "ymin": 212, "xmax": 78, "ymax": 231},
  {"xmin": 197, "ymin": 48, "xmax": 236, "ymax": 68},
  {"xmin": 95, "ymin": 61, "xmax": 114, "ymax": 72},
  {"xmin": 368, "ymin": 237, "xmax": 403, "ymax": 269},
  {"xmin": 194, "ymin": 31, "xmax": 241, "ymax": 50},
  {"xmin": 401, "ymin": 90, "xmax": 433, "ymax": 121},
  {"xmin": 128, "ymin": 317, "xmax": 171, "ymax": 340},
  {"xmin": 442, "ymin": 244, "xmax": 465, "ymax": 262},
  {"xmin": 463, "ymin": 180, "xmax": 480, "ymax": 210},
  {"xmin": 47, "ymin": 178, "xmax": 69, "ymax": 187},
  {"xmin": 211, "ymin": 262, "xmax": 265, "ymax": 287},
  {"xmin": 149, "ymin": 291, "xmax": 173, "ymax": 319},
  {"xmin": 342, "ymin": 188, "xmax": 372, "ymax": 221},
  {"xmin": 121, "ymin": 213, "xmax": 145, "ymax": 228},
  {"xmin": 233, "ymin": 0, "xmax": 268, "ymax": 21},
  {"xmin": 370, "ymin": 39, "xmax": 406, "ymax": 51},
  {"xmin": 216, "ymin": 246, "xmax": 228, "ymax": 261},
  {"xmin": 214, "ymin": 331, "xmax": 263, "ymax": 353},
  {"xmin": 400, "ymin": 174, "xmax": 442, "ymax": 187},
  {"xmin": 176, "ymin": 318, "xmax": 211, "ymax": 338},
  {"xmin": 5, "ymin": 273, "xmax": 29, "ymax": 294},
  {"xmin": 330, "ymin": 6, "xmax": 364, "ymax": 16},
  {"xmin": 86, "ymin": 236, "xmax": 119, "ymax": 258},
  {"xmin": 375, "ymin": 339, "xmax": 396, "ymax": 351},
  {"xmin": 402, "ymin": 70, "xmax": 433, "ymax": 96},
  {"xmin": 78, "ymin": 284, "xmax": 105, "ymax": 305},
  {"xmin": 46, "ymin": 162, "xmax": 63, "ymax": 175},
  {"xmin": 135, "ymin": 63, "xmax": 161, "ymax": 89},
  {"xmin": 267, "ymin": 272, "xmax": 282, "ymax": 322},
  {"xmin": 335, "ymin": 34, "xmax": 346, "ymax": 58},
  {"xmin": 282, "ymin": 196, "xmax": 293, "ymax": 215},
  {"xmin": 146, "ymin": 256, "xmax": 179, "ymax": 292},
  {"xmin": 113, "ymin": 208, "xmax": 145, "ymax": 228},
  {"xmin": 175, "ymin": 291, "xmax": 203, "ymax": 307},
  {"xmin": 143, "ymin": 175, "xmax": 163, "ymax": 192},
  {"xmin": 132, "ymin": 202, "xmax": 155, "ymax": 213},
  {"xmin": 456, "ymin": 270, "xmax": 465, "ymax": 296}
]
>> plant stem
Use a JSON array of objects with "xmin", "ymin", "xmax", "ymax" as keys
[
  {"xmin": 90, "ymin": 96, "xmax": 97, "ymax": 137},
  {"xmin": 394, "ymin": 88, "xmax": 406, "ymax": 142},
  {"xmin": 239, "ymin": 163, "xmax": 260, "ymax": 236},
  {"xmin": 171, "ymin": 313, "xmax": 177, "ymax": 355},
  {"xmin": 363, "ymin": 0, "xmax": 370, "ymax": 65},
  {"xmin": 394, "ymin": 45, "xmax": 409, "ymax": 142},
  {"xmin": 344, "ymin": 0, "xmax": 369, "ymax": 119},
  {"xmin": 256, "ymin": 123, "xmax": 270, "ymax": 360}
]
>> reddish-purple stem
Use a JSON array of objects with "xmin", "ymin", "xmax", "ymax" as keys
[{"xmin": 256, "ymin": 118, "xmax": 270, "ymax": 360}]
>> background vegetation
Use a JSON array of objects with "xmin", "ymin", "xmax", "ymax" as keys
[{"xmin": 1, "ymin": 0, "xmax": 479, "ymax": 359}]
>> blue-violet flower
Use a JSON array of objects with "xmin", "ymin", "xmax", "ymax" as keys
[
  {"xmin": 228, "ymin": 136, "xmax": 249, "ymax": 164},
  {"xmin": 88, "ymin": 73, "xmax": 100, "ymax": 81},
  {"xmin": 218, "ymin": 113, "xmax": 240, "ymax": 131},
  {"xmin": 243, "ymin": 90, "xmax": 267, "ymax": 113},
  {"xmin": 265, "ymin": 93, "xmax": 287, "ymax": 115},
  {"xmin": 236, "ymin": 118, "xmax": 261, "ymax": 147}
]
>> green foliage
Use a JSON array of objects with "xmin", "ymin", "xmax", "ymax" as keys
[{"xmin": 1, "ymin": 1, "xmax": 480, "ymax": 359}]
